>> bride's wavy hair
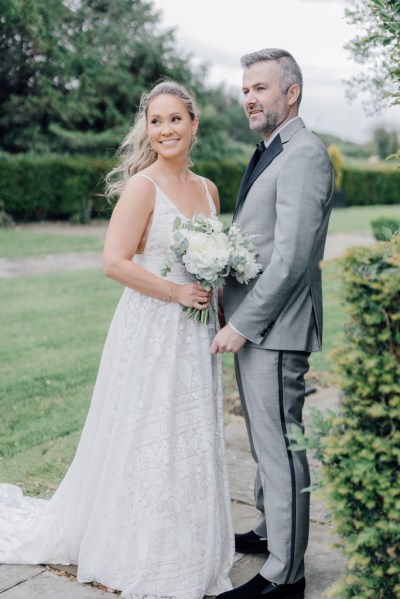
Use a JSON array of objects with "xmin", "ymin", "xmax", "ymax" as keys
[{"xmin": 105, "ymin": 80, "xmax": 198, "ymax": 200}]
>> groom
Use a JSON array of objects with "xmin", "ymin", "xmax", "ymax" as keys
[{"xmin": 211, "ymin": 49, "xmax": 334, "ymax": 598}]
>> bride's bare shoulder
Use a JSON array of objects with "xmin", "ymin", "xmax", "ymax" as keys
[{"xmin": 117, "ymin": 173, "xmax": 157, "ymax": 210}]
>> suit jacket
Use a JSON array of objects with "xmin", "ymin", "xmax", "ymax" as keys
[{"xmin": 223, "ymin": 117, "xmax": 334, "ymax": 352}]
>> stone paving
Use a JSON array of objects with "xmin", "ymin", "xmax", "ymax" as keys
[
  {"xmin": 0, "ymin": 223, "xmax": 369, "ymax": 597},
  {"xmin": 225, "ymin": 386, "xmax": 347, "ymax": 599}
]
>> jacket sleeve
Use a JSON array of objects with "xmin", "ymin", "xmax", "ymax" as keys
[{"xmin": 229, "ymin": 142, "xmax": 333, "ymax": 345}]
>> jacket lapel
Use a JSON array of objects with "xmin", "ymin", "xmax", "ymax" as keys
[
  {"xmin": 234, "ymin": 134, "xmax": 283, "ymax": 215},
  {"xmin": 235, "ymin": 147, "xmax": 263, "ymax": 208},
  {"xmin": 233, "ymin": 118, "xmax": 306, "ymax": 217}
]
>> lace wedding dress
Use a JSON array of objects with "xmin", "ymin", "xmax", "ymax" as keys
[{"xmin": 0, "ymin": 174, "xmax": 234, "ymax": 599}]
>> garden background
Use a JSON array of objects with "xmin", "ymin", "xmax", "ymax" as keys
[{"xmin": 0, "ymin": 1, "xmax": 399, "ymax": 598}]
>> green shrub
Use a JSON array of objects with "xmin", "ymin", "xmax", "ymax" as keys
[
  {"xmin": 0, "ymin": 154, "xmax": 114, "ymax": 222},
  {"xmin": 2, "ymin": 153, "xmax": 397, "ymax": 222},
  {"xmin": 194, "ymin": 159, "xmax": 246, "ymax": 214},
  {"xmin": 299, "ymin": 237, "xmax": 400, "ymax": 598},
  {"xmin": 370, "ymin": 216, "xmax": 400, "ymax": 240},
  {"xmin": 0, "ymin": 154, "xmax": 246, "ymax": 221},
  {"xmin": 342, "ymin": 166, "xmax": 400, "ymax": 207},
  {"xmin": 328, "ymin": 144, "xmax": 344, "ymax": 191}
]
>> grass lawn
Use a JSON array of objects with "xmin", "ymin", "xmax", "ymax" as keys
[
  {"xmin": 328, "ymin": 204, "xmax": 400, "ymax": 235},
  {"xmin": 0, "ymin": 270, "xmax": 121, "ymax": 496},
  {"xmin": 1, "ymin": 206, "xmax": 390, "ymax": 495},
  {"xmin": 309, "ymin": 262, "xmax": 345, "ymax": 379},
  {"xmin": 222, "ymin": 204, "xmax": 400, "ymax": 236},
  {"xmin": 0, "ymin": 205, "xmax": 398, "ymax": 260},
  {"xmin": 0, "ymin": 229, "xmax": 103, "ymax": 259},
  {"xmin": 0, "ymin": 261, "xmax": 345, "ymax": 495}
]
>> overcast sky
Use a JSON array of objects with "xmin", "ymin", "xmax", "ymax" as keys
[{"xmin": 152, "ymin": 0, "xmax": 400, "ymax": 144}]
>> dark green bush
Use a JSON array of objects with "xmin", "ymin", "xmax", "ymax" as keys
[
  {"xmin": 194, "ymin": 159, "xmax": 246, "ymax": 214},
  {"xmin": 0, "ymin": 154, "xmax": 246, "ymax": 221},
  {"xmin": 370, "ymin": 216, "xmax": 400, "ymax": 240},
  {"xmin": 342, "ymin": 166, "xmax": 400, "ymax": 207},
  {"xmin": 303, "ymin": 238, "xmax": 400, "ymax": 598},
  {"xmin": 0, "ymin": 154, "xmax": 114, "ymax": 222},
  {"xmin": 1, "ymin": 154, "xmax": 398, "ymax": 222}
]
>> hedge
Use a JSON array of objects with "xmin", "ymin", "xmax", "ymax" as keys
[
  {"xmin": 192, "ymin": 159, "xmax": 246, "ymax": 214},
  {"xmin": 294, "ymin": 237, "xmax": 400, "ymax": 598},
  {"xmin": 342, "ymin": 165, "xmax": 400, "ymax": 207},
  {"xmin": 0, "ymin": 154, "xmax": 114, "ymax": 222},
  {"xmin": 0, "ymin": 154, "xmax": 246, "ymax": 222},
  {"xmin": 0, "ymin": 154, "xmax": 399, "ymax": 222}
]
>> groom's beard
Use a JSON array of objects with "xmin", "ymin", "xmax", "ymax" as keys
[{"xmin": 248, "ymin": 102, "xmax": 290, "ymax": 136}]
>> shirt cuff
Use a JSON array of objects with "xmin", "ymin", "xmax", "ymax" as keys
[{"xmin": 228, "ymin": 320, "xmax": 249, "ymax": 340}]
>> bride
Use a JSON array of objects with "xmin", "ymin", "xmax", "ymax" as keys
[{"xmin": 0, "ymin": 80, "xmax": 234, "ymax": 599}]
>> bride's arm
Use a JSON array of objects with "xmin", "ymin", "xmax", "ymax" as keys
[{"xmin": 103, "ymin": 176, "xmax": 211, "ymax": 308}]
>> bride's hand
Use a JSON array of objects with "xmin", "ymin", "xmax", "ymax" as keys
[{"xmin": 176, "ymin": 282, "xmax": 212, "ymax": 310}]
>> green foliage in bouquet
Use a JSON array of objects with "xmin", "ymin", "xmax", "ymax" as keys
[
  {"xmin": 291, "ymin": 236, "xmax": 400, "ymax": 598},
  {"xmin": 370, "ymin": 216, "xmax": 399, "ymax": 241},
  {"xmin": 160, "ymin": 214, "xmax": 261, "ymax": 324}
]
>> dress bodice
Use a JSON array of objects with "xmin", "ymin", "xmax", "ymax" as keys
[{"xmin": 132, "ymin": 174, "xmax": 216, "ymax": 282}]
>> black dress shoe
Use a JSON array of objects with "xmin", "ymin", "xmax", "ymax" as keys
[
  {"xmin": 217, "ymin": 573, "xmax": 305, "ymax": 598},
  {"xmin": 235, "ymin": 530, "xmax": 269, "ymax": 554}
]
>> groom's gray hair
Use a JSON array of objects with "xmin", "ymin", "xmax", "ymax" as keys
[{"xmin": 241, "ymin": 48, "xmax": 303, "ymax": 106}]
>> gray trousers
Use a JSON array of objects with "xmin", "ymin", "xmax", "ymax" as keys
[{"xmin": 234, "ymin": 347, "xmax": 310, "ymax": 584}]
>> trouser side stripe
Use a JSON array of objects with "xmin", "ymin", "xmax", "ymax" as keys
[{"xmin": 278, "ymin": 351, "xmax": 297, "ymax": 584}]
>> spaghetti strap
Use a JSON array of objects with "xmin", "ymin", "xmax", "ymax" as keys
[
  {"xmin": 134, "ymin": 173, "xmax": 157, "ymax": 188},
  {"xmin": 200, "ymin": 176, "xmax": 216, "ymax": 215},
  {"xmin": 134, "ymin": 173, "xmax": 216, "ymax": 217}
]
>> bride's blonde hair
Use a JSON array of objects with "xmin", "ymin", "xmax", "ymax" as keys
[{"xmin": 105, "ymin": 80, "xmax": 198, "ymax": 199}]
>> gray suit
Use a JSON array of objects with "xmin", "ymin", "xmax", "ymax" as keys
[{"xmin": 224, "ymin": 117, "xmax": 334, "ymax": 584}]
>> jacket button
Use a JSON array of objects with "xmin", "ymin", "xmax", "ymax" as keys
[{"xmin": 262, "ymin": 321, "xmax": 274, "ymax": 336}]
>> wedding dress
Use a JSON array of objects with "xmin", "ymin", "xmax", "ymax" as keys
[{"xmin": 0, "ymin": 174, "xmax": 234, "ymax": 599}]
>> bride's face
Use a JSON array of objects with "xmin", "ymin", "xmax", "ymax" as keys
[{"xmin": 146, "ymin": 94, "xmax": 199, "ymax": 158}]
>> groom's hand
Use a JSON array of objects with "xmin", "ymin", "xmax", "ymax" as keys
[{"xmin": 210, "ymin": 324, "xmax": 247, "ymax": 354}]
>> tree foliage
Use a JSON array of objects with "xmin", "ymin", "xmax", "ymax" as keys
[
  {"xmin": 0, "ymin": 0, "xmax": 75, "ymax": 151},
  {"xmin": 344, "ymin": 0, "xmax": 400, "ymax": 112},
  {"xmin": 0, "ymin": 0, "xmax": 255, "ymax": 159},
  {"xmin": 0, "ymin": 0, "xmax": 203, "ymax": 152},
  {"xmin": 371, "ymin": 125, "xmax": 399, "ymax": 159}
]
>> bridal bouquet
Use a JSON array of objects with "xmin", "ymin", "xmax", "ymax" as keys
[{"xmin": 161, "ymin": 214, "xmax": 261, "ymax": 323}]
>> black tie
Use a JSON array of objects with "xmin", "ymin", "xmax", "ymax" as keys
[
  {"xmin": 256, "ymin": 141, "xmax": 266, "ymax": 153},
  {"xmin": 233, "ymin": 136, "xmax": 280, "ymax": 214},
  {"xmin": 249, "ymin": 141, "xmax": 267, "ymax": 172},
  {"xmin": 253, "ymin": 141, "xmax": 266, "ymax": 168}
]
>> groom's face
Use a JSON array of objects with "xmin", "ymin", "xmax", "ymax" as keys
[{"xmin": 242, "ymin": 60, "xmax": 291, "ymax": 138}]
